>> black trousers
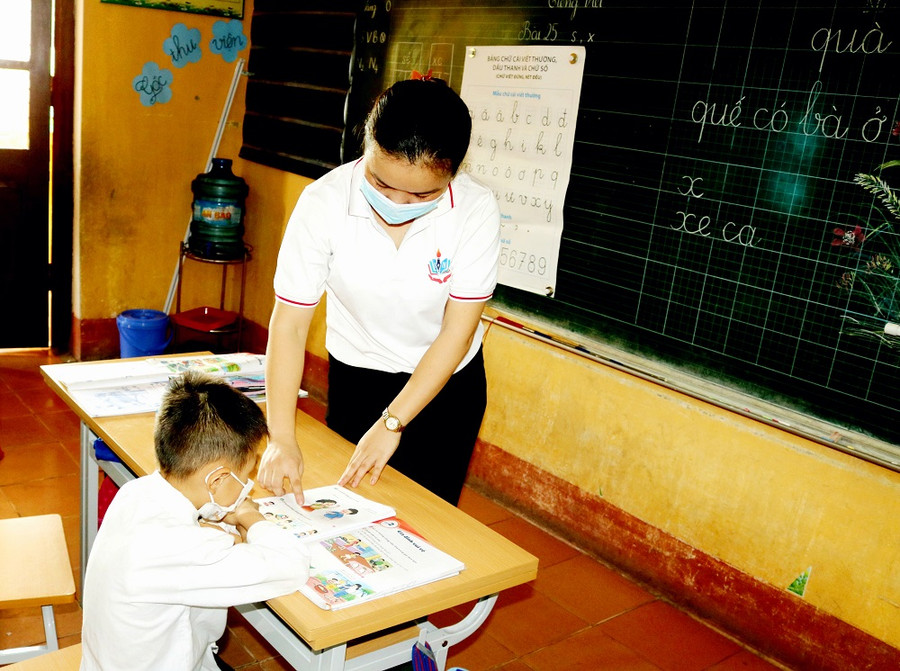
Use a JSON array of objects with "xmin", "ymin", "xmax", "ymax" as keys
[{"xmin": 326, "ymin": 348, "xmax": 487, "ymax": 505}]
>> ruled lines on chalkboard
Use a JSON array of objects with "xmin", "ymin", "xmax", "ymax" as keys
[{"xmin": 347, "ymin": 1, "xmax": 900, "ymax": 447}]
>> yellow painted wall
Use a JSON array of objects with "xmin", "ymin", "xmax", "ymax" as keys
[
  {"xmin": 73, "ymin": 0, "xmax": 899, "ymax": 652},
  {"xmin": 75, "ymin": 0, "xmax": 311, "ymax": 332},
  {"xmin": 478, "ymin": 322, "xmax": 900, "ymax": 648}
]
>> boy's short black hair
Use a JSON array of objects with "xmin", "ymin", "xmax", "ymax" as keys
[
  {"xmin": 154, "ymin": 371, "xmax": 268, "ymax": 478},
  {"xmin": 364, "ymin": 78, "xmax": 472, "ymax": 176}
]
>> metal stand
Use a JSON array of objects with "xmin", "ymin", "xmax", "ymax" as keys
[{"xmin": 172, "ymin": 242, "xmax": 248, "ymax": 352}]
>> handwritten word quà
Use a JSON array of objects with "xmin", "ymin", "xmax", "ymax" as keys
[{"xmin": 810, "ymin": 21, "xmax": 892, "ymax": 73}]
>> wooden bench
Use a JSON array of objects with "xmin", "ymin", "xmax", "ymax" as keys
[
  {"xmin": 0, "ymin": 644, "xmax": 81, "ymax": 670},
  {"xmin": 0, "ymin": 515, "xmax": 76, "ymax": 664}
]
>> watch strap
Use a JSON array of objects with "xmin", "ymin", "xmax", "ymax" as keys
[{"xmin": 381, "ymin": 408, "xmax": 405, "ymax": 432}]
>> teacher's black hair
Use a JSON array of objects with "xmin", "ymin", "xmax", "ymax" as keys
[{"xmin": 364, "ymin": 78, "xmax": 472, "ymax": 176}]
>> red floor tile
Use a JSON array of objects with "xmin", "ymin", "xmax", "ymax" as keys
[
  {"xmin": 458, "ymin": 486, "xmax": 515, "ymax": 525},
  {"xmin": 599, "ymin": 600, "xmax": 741, "ymax": 671},
  {"xmin": 15, "ymin": 385, "xmax": 73, "ymax": 414},
  {"xmin": 521, "ymin": 624, "xmax": 662, "ymax": 671},
  {"xmin": 2, "ymin": 473, "xmax": 81, "ymax": 517},
  {"xmin": 0, "ymin": 391, "xmax": 29, "ymax": 419},
  {"xmin": 495, "ymin": 661, "xmax": 535, "ymax": 671},
  {"xmin": 534, "ymin": 553, "xmax": 656, "ymax": 624},
  {"xmin": 0, "ymin": 441, "xmax": 79, "ymax": 486},
  {"xmin": 480, "ymin": 582, "xmax": 589, "ymax": 657},
  {"xmin": 444, "ymin": 625, "xmax": 518, "ymax": 670},
  {"xmin": 707, "ymin": 650, "xmax": 784, "ymax": 670},
  {"xmin": 0, "ymin": 413, "xmax": 58, "ymax": 448},
  {"xmin": 36, "ymin": 409, "xmax": 82, "ymax": 444},
  {"xmin": 0, "ymin": 490, "xmax": 17, "ymax": 518},
  {"xmin": 488, "ymin": 515, "xmax": 581, "ymax": 569}
]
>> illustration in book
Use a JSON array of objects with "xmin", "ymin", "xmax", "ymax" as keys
[{"xmin": 255, "ymin": 485, "xmax": 464, "ymax": 610}]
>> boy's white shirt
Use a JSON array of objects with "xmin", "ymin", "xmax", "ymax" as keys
[{"xmin": 81, "ymin": 471, "xmax": 310, "ymax": 671}]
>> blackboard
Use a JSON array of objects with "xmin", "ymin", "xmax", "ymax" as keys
[
  {"xmin": 345, "ymin": 0, "xmax": 900, "ymax": 449},
  {"xmin": 240, "ymin": 0, "xmax": 357, "ymax": 179}
]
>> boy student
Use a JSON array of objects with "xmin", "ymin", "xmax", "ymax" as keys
[{"xmin": 81, "ymin": 372, "xmax": 310, "ymax": 671}]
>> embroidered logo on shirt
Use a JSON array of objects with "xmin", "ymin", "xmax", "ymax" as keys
[{"xmin": 427, "ymin": 249, "xmax": 452, "ymax": 284}]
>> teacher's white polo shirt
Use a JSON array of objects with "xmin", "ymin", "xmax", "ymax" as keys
[{"xmin": 274, "ymin": 160, "xmax": 500, "ymax": 374}]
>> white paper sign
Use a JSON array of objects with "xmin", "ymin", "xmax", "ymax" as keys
[{"xmin": 460, "ymin": 45, "xmax": 585, "ymax": 296}]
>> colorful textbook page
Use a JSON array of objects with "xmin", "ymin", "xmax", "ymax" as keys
[{"xmin": 255, "ymin": 485, "xmax": 465, "ymax": 610}]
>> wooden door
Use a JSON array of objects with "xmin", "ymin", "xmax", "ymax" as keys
[{"xmin": 0, "ymin": 0, "xmax": 53, "ymax": 347}]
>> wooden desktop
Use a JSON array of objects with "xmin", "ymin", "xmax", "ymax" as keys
[{"xmin": 41, "ymin": 358, "xmax": 538, "ymax": 670}]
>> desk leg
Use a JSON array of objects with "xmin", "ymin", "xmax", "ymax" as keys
[
  {"xmin": 80, "ymin": 423, "xmax": 99, "ymax": 593},
  {"xmin": 234, "ymin": 602, "xmax": 348, "ymax": 670},
  {"xmin": 235, "ymin": 593, "xmax": 499, "ymax": 671},
  {"xmin": 422, "ymin": 594, "xmax": 498, "ymax": 670}
]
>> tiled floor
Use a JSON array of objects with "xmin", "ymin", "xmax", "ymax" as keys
[{"xmin": 0, "ymin": 348, "xmax": 787, "ymax": 670}]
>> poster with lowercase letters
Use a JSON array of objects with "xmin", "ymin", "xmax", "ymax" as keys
[{"xmin": 460, "ymin": 45, "xmax": 585, "ymax": 296}]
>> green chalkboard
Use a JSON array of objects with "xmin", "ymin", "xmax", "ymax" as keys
[{"xmin": 343, "ymin": 0, "xmax": 900, "ymax": 448}]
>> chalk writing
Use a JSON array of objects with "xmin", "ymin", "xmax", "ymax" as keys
[
  {"xmin": 691, "ymin": 80, "xmax": 894, "ymax": 145},
  {"xmin": 810, "ymin": 21, "xmax": 892, "ymax": 73},
  {"xmin": 688, "ymin": 19, "xmax": 895, "ymax": 144},
  {"xmin": 518, "ymin": 18, "xmax": 597, "ymax": 44},
  {"xmin": 547, "ymin": 0, "xmax": 603, "ymax": 21},
  {"xmin": 672, "ymin": 175, "xmax": 761, "ymax": 249}
]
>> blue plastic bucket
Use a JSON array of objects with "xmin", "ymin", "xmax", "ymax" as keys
[{"xmin": 116, "ymin": 309, "xmax": 173, "ymax": 358}]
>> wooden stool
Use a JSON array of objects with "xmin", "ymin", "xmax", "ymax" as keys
[
  {"xmin": 0, "ymin": 643, "xmax": 81, "ymax": 670},
  {"xmin": 0, "ymin": 515, "xmax": 76, "ymax": 664}
]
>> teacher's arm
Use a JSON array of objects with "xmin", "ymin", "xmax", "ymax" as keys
[
  {"xmin": 258, "ymin": 300, "xmax": 316, "ymax": 499},
  {"xmin": 338, "ymin": 298, "xmax": 486, "ymax": 489}
]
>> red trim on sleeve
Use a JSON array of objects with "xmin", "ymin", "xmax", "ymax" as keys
[
  {"xmin": 275, "ymin": 294, "xmax": 319, "ymax": 308},
  {"xmin": 449, "ymin": 292, "xmax": 493, "ymax": 302},
  {"xmin": 448, "ymin": 183, "xmax": 454, "ymax": 208}
]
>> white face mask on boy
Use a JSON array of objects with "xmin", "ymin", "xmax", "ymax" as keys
[{"xmin": 197, "ymin": 466, "xmax": 254, "ymax": 522}]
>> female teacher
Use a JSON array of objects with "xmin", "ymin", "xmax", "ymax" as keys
[{"xmin": 258, "ymin": 77, "xmax": 501, "ymax": 505}]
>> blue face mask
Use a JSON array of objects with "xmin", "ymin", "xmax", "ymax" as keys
[{"xmin": 360, "ymin": 177, "xmax": 443, "ymax": 225}]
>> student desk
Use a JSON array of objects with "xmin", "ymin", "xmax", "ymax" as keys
[{"xmin": 41, "ymin": 360, "xmax": 538, "ymax": 671}]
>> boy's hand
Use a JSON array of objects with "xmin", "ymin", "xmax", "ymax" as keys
[
  {"xmin": 198, "ymin": 519, "xmax": 243, "ymax": 544},
  {"xmin": 223, "ymin": 499, "xmax": 265, "ymax": 542}
]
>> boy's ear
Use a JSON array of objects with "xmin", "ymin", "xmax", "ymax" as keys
[{"xmin": 204, "ymin": 465, "xmax": 232, "ymax": 493}]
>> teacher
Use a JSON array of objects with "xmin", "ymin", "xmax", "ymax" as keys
[{"xmin": 258, "ymin": 77, "xmax": 501, "ymax": 505}]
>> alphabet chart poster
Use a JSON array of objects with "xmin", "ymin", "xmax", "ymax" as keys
[{"xmin": 460, "ymin": 45, "xmax": 585, "ymax": 296}]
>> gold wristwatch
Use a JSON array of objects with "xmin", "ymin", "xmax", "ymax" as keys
[{"xmin": 381, "ymin": 408, "xmax": 405, "ymax": 433}]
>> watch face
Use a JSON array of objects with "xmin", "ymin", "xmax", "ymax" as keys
[{"xmin": 385, "ymin": 416, "xmax": 401, "ymax": 431}]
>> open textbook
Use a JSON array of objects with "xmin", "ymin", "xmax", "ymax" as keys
[
  {"xmin": 44, "ymin": 353, "xmax": 304, "ymax": 417},
  {"xmin": 256, "ymin": 485, "xmax": 465, "ymax": 610}
]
